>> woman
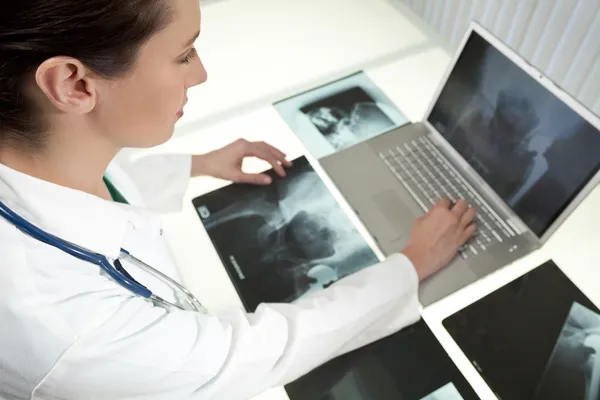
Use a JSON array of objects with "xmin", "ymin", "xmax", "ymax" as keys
[{"xmin": 0, "ymin": 1, "xmax": 476, "ymax": 399}]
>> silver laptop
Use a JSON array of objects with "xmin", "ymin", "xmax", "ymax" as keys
[{"xmin": 321, "ymin": 22, "xmax": 600, "ymax": 306}]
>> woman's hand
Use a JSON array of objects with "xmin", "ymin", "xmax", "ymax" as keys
[
  {"xmin": 191, "ymin": 139, "xmax": 293, "ymax": 185},
  {"xmin": 402, "ymin": 199, "xmax": 476, "ymax": 281}
]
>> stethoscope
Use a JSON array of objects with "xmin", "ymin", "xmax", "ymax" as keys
[{"xmin": 0, "ymin": 199, "xmax": 205, "ymax": 313}]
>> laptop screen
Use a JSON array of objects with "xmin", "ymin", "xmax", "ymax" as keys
[{"xmin": 428, "ymin": 31, "xmax": 600, "ymax": 236}]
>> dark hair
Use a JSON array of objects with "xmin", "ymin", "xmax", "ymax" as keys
[{"xmin": 0, "ymin": 1, "xmax": 173, "ymax": 149}]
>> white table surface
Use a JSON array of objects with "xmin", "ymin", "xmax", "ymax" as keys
[{"xmin": 153, "ymin": 1, "xmax": 600, "ymax": 399}]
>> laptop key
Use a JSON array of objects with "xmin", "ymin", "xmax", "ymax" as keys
[{"xmin": 382, "ymin": 138, "xmax": 512, "ymax": 251}]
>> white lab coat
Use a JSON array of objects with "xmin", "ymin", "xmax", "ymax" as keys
[{"xmin": 0, "ymin": 152, "xmax": 421, "ymax": 400}]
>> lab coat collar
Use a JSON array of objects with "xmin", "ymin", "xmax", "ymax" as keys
[{"xmin": 0, "ymin": 163, "xmax": 138, "ymax": 260}]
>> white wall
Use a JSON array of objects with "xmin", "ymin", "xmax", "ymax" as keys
[
  {"xmin": 392, "ymin": 0, "xmax": 600, "ymax": 117},
  {"xmin": 176, "ymin": 0, "xmax": 445, "ymax": 133}
]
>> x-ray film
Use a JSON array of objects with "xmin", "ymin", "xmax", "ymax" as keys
[
  {"xmin": 443, "ymin": 260, "xmax": 599, "ymax": 400},
  {"xmin": 274, "ymin": 71, "xmax": 409, "ymax": 159},
  {"xmin": 285, "ymin": 320, "xmax": 478, "ymax": 400},
  {"xmin": 192, "ymin": 156, "xmax": 379, "ymax": 311}
]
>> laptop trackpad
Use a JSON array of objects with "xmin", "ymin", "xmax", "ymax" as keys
[{"xmin": 370, "ymin": 190, "xmax": 416, "ymax": 242}]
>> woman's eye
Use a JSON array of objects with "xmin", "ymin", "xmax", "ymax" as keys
[{"xmin": 180, "ymin": 47, "xmax": 197, "ymax": 64}]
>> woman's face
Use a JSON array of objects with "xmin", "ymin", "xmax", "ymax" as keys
[{"xmin": 95, "ymin": 0, "xmax": 206, "ymax": 148}]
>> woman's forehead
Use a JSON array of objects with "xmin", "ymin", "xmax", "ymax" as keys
[{"xmin": 153, "ymin": 0, "xmax": 201, "ymax": 48}]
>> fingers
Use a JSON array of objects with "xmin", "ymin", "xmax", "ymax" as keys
[
  {"xmin": 266, "ymin": 144, "xmax": 293, "ymax": 168},
  {"xmin": 459, "ymin": 207, "xmax": 476, "ymax": 229},
  {"xmin": 431, "ymin": 198, "xmax": 476, "ymax": 244},
  {"xmin": 455, "ymin": 201, "xmax": 475, "ymax": 243},
  {"xmin": 459, "ymin": 223, "xmax": 477, "ymax": 244},
  {"xmin": 235, "ymin": 172, "xmax": 273, "ymax": 185},
  {"xmin": 433, "ymin": 198, "xmax": 452, "ymax": 210},
  {"xmin": 269, "ymin": 158, "xmax": 287, "ymax": 178},
  {"xmin": 245, "ymin": 141, "xmax": 291, "ymax": 177},
  {"xmin": 450, "ymin": 199, "xmax": 469, "ymax": 216},
  {"xmin": 254, "ymin": 147, "xmax": 286, "ymax": 177}
]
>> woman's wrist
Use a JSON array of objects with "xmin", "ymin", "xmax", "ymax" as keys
[{"xmin": 190, "ymin": 154, "xmax": 210, "ymax": 177}]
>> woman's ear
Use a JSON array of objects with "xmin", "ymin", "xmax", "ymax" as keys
[{"xmin": 34, "ymin": 56, "xmax": 97, "ymax": 114}]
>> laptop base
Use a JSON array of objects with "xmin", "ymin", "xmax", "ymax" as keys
[{"xmin": 321, "ymin": 124, "xmax": 538, "ymax": 306}]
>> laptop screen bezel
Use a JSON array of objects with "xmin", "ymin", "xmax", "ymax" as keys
[{"xmin": 421, "ymin": 21, "xmax": 600, "ymax": 244}]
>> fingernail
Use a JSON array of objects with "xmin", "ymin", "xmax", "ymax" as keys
[{"xmin": 263, "ymin": 176, "xmax": 272, "ymax": 184}]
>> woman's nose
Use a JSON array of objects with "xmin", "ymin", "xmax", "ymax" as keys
[{"xmin": 187, "ymin": 57, "xmax": 208, "ymax": 88}]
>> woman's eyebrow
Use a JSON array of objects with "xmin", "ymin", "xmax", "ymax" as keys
[{"xmin": 182, "ymin": 30, "xmax": 200, "ymax": 48}]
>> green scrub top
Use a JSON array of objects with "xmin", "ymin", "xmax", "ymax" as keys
[{"xmin": 103, "ymin": 176, "xmax": 129, "ymax": 205}]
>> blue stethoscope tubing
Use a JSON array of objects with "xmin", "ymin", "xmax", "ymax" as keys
[{"xmin": 0, "ymin": 199, "xmax": 204, "ymax": 312}]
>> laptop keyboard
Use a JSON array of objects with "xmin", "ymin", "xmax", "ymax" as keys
[{"xmin": 379, "ymin": 136, "xmax": 516, "ymax": 259}]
